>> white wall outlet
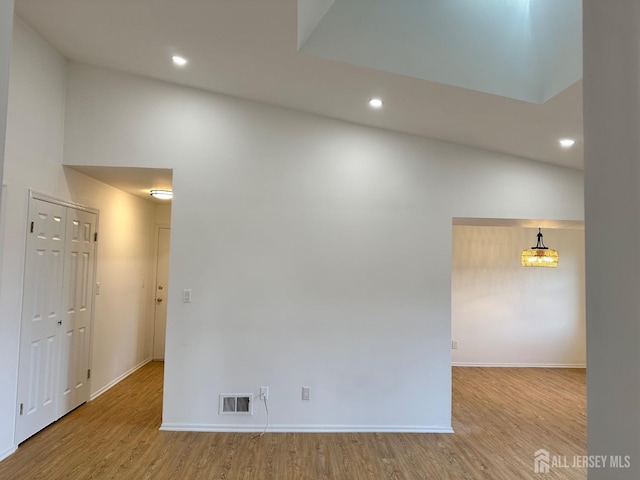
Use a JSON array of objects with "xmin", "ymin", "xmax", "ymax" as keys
[
  {"xmin": 182, "ymin": 289, "xmax": 192, "ymax": 303},
  {"xmin": 452, "ymin": 340, "xmax": 458, "ymax": 350},
  {"xmin": 260, "ymin": 386, "xmax": 269, "ymax": 400},
  {"xmin": 302, "ymin": 386, "xmax": 310, "ymax": 401}
]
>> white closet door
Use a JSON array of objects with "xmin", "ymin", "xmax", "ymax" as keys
[
  {"xmin": 58, "ymin": 208, "xmax": 96, "ymax": 417},
  {"xmin": 16, "ymin": 197, "xmax": 98, "ymax": 444},
  {"xmin": 16, "ymin": 199, "xmax": 67, "ymax": 444}
]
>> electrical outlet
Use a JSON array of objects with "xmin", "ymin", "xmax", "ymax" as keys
[
  {"xmin": 260, "ymin": 386, "xmax": 269, "ymax": 400},
  {"xmin": 95, "ymin": 282, "xmax": 101, "ymax": 295},
  {"xmin": 302, "ymin": 387, "xmax": 310, "ymax": 401},
  {"xmin": 452, "ymin": 340, "xmax": 458, "ymax": 350}
]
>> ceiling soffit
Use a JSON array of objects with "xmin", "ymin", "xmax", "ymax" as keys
[{"xmin": 298, "ymin": 0, "xmax": 582, "ymax": 103}]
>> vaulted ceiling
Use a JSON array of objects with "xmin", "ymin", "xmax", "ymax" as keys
[
  {"xmin": 300, "ymin": 0, "xmax": 582, "ymax": 104},
  {"xmin": 15, "ymin": 0, "xmax": 584, "ymax": 173}
]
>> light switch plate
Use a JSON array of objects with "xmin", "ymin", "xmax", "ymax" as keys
[{"xmin": 182, "ymin": 289, "xmax": 192, "ymax": 303}]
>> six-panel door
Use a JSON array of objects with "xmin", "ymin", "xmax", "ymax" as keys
[
  {"xmin": 16, "ymin": 198, "xmax": 97, "ymax": 444},
  {"xmin": 59, "ymin": 209, "xmax": 96, "ymax": 417}
]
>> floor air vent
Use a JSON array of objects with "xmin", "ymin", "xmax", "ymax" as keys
[{"xmin": 219, "ymin": 394, "xmax": 253, "ymax": 415}]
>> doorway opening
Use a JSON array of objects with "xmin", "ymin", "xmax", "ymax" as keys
[
  {"xmin": 451, "ymin": 217, "xmax": 585, "ymax": 368},
  {"xmin": 66, "ymin": 165, "xmax": 174, "ymax": 368}
]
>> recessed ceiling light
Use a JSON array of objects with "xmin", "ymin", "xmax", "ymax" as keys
[
  {"xmin": 150, "ymin": 189, "xmax": 173, "ymax": 200},
  {"xmin": 369, "ymin": 98, "xmax": 383, "ymax": 109},
  {"xmin": 172, "ymin": 55, "xmax": 188, "ymax": 67},
  {"xmin": 559, "ymin": 138, "xmax": 575, "ymax": 148}
]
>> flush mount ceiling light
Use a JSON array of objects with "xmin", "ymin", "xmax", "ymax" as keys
[
  {"xmin": 150, "ymin": 189, "xmax": 173, "ymax": 200},
  {"xmin": 521, "ymin": 228, "xmax": 559, "ymax": 267},
  {"xmin": 172, "ymin": 55, "xmax": 188, "ymax": 67},
  {"xmin": 368, "ymin": 98, "xmax": 383, "ymax": 108},
  {"xmin": 559, "ymin": 138, "xmax": 575, "ymax": 148}
]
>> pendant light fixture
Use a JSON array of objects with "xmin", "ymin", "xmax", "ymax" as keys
[{"xmin": 521, "ymin": 228, "xmax": 559, "ymax": 267}]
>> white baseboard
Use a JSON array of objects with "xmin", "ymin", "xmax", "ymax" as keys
[
  {"xmin": 160, "ymin": 423, "xmax": 454, "ymax": 434},
  {"xmin": 0, "ymin": 445, "xmax": 17, "ymax": 462},
  {"xmin": 452, "ymin": 362, "xmax": 586, "ymax": 368},
  {"xmin": 90, "ymin": 357, "xmax": 152, "ymax": 401}
]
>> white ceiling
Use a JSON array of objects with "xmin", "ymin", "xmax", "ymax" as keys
[
  {"xmin": 453, "ymin": 217, "xmax": 584, "ymax": 230},
  {"xmin": 67, "ymin": 166, "xmax": 173, "ymax": 205},
  {"xmin": 15, "ymin": 0, "xmax": 584, "ymax": 195},
  {"xmin": 301, "ymin": 0, "xmax": 582, "ymax": 104}
]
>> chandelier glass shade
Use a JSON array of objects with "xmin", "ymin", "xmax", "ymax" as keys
[{"xmin": 521, "ymin": 228, "xmax": 559, "ymax": 267}]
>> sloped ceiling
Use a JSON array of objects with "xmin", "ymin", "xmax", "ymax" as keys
[
  {"xmin": 299, "ymin": 0, "xmax": 582, "ymax": 103},
  {"xmin": 14, "ymin": 0, "xmax": 584, "ymax": 173}
]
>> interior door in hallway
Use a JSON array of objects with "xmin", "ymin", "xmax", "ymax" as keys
[
  {"xmin": 153, "ymin": 227, "xmax": 170, "ymax": 360},
  {"xmin": 58, "ymin": 208, "xmax": 96, "ymax": 417},
  {"xmin": 16, "ymin": 199, "xmax": 67, "ymax": 444}
]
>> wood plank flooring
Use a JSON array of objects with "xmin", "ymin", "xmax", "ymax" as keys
[{"xmin": 0, "ymin": 363, "xmax": 586, "ymax": 479}]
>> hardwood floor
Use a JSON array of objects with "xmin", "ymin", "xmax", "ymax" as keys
[{"xmin": 0, "ymin": 363, "xmax": 586, "ymax": 479}]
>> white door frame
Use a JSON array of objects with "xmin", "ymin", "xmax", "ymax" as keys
[
  {"xmin": 15, "ymin": 190, "xmax": 100, "ymax": 443},
  {"xmin": 151, "ymin": 224, "xmax": 170, "ymax": 360}
]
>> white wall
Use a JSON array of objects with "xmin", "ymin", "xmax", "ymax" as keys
[
  {"xmin": 0, "ymin": 20, "xmax": 156, "ymax": 458},
  {"xmin": 63, "ymin": 63, "xmax": 585, "ymax": 432},
  {"xmin": 584, "ymin": 1, "xmax": 640, "ymax": 476},
  {"xmin": 155, "ymin": 203, "xmax": 172, "ymax": 226},
  {"xmin": 0, "ymin": 0, "xmax": 13, "ymax": 192},
  {"xmin": 0, "ymin": 0, "xmax": 14, "ymax": 461},
  {"xmin": 452, "ymin": 226, "xmax": 586, "ymax": 367}
]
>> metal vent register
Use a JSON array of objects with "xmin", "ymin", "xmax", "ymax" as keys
[{"xmin": 219, "ymin": 394, "xmax": 253, "ymax": 415}]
